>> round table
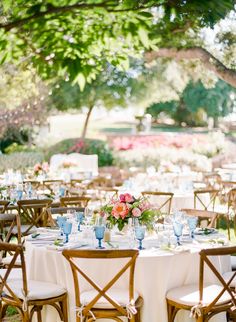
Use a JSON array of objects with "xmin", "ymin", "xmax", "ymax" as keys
[{"xmin": 25, "ymin": 239, "xmax": 230, "ymax": 322}]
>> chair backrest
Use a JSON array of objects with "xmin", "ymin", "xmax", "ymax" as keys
[
  {"xmin": 62, "ymin": 249, "xmax": 139, "ymax": 318},
  {"xmin": 42, "ymin": 180, "xmax": 64, "ymax": 193},
  {"xmin": 228, "ymin": 188, "xmax": 236, "ymax": 211},
  {"xmin": 198, "ymin": 246, "xmax": 236, "ymax": 314},
  {"xmin": 17, "ymin": 199, "xmax": 52, "ymax": 235},
  {"xmin": 0, "ymin": 200, "xmax": 10, "ymax": 213},
  {"xmin": 0, "ymin": 242, "xmax": 28, "ymax": 308},
  {"xmin": 60, "ymin": 196, "xmax": 91, "ymax": 208},
  {"xmin": 87, "ymin": 177, "xmax": 113, "ymax": 188},
  {"xmin": 203, "ymin": 173, "xmax": 222, "ymax": 189},
  {"xmin": 181, "ymin": 208, "xmax": 218, "ymax": 228},
  {"xmin": 194, "ymin": 189, "xmax": 219, "ymax": 211},
  {"xmin": 142, "ymin": 191, "xmax": 174, "ymax": 215}
]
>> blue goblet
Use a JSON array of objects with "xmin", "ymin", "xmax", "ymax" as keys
[
  {"xmin": 76, "ymin": 212, "xmax": 84, "ymax": 232},
  {"xmin": 63, "ymin": 221, "xmax": 72, "ymax": 243},
  {"xmin": 57, "ymin": 216, "xmax": 67, "ymax": 236},
  {"xmin": 187, "ymin": 216, "xmax": 198, "ymax": 239},
  {"xmin": 173, "ymin": 221, "xmax": 183, "ymax": 246},
  {"xmin": 94, "ymin": 226, "xmax": 105, "ymax": 249},
  {"xmin": 135, "ymin": 226, "xmax": 145, "ymax": 250}
]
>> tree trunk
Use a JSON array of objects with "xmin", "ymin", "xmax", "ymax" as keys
[
  {"xmin": 145, "ymin": 47, "xmax": 236, "ymax": 89},
  {"xmin": 81, "ymin": 104, "xmax": 94, "ymax": 139}
]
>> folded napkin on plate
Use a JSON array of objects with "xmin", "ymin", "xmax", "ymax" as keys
[
  {"xmin": 27, "ymin": 234, "xmax": 59, "ymax": 241},
  {"xmin": 160, "ymin": 245, "xmax": 190, "ymax": 254},
  {"xmin": 46, "ymin": 242, "xmax": 88, "ymax": 251}
]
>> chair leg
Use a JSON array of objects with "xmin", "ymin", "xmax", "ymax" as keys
[
  {"xmin": 166, "ymin": 301, "xmax": 178, "ymax": 322},
  {"xmin": 61, "ymin": 297, "xmax": 69, "ymax": 322},
  {"xmin": 135, "ymin": 307, "xmax": 141, "ymax": 322},
  {"xmin": 36, "ymin": 306, "xmax": 43, "ymax": 322}
]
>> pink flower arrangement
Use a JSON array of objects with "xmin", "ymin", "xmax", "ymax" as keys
[
  {"xmin": 100, "ymin": 193, "xmax": 159, "ymax": 231},
  {"xmin": 33, "ymin": 162, "xmax": 49, "ymax": 176}
]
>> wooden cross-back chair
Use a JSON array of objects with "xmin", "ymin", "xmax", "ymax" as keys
[
  {"xmin": 203, "ymin": 173, "xmax": 222, "ymax": 189},
  {"xmin": 62, "ymin": 249, "xmax": 143, "ymax": 322},
  {"xmin": 42, "ymin": 179, "xmax": 64, "ymax": 193},
  {"xmin": 166, "ymin": 246, "xmax": 236, "ymax": 322},
  {"xmin": 23, "ymin": 180, "xmax": 42, "ymax": 191},
  {"xmin": 181, "ymin": 208, "xmax": 230, "ymax": 240},
  {"xmin": 17, "ymin": 199, "xmax": 53, "ymax": 236},
  {"xmin": 194, "ymin": 189, "xmax": 219, "ymax": 211},
  {"xmin": 0, "ymin": 242, "xmax": 68, "ymax": 322},
  {"xmin": 218, "ymin": 181, "xmax": 236, "ymax": 204},
  {"xmin": 142, "ymin": 191, "xmax": 174, "ymax": 215},
  {"xmin": 228, "ymin": 188, "xmax": 236, "ymax": 237},
  {"xmin": 97, "ymin": 187, "xmax": 119, "ymax": 202},
  {"xmin": 60, "ymin": 196, "xmax": 91, "ymax": 208},
  {"xmin": 87, "ymin": 176, "xmax": 113, "ymax": 189},
  {"xmin": 48, "ymin": 206, "xmax": 85, "ymax": 224}
]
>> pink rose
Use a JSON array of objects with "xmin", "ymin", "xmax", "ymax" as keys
[
  {"xmin": 112, "ymin": 202, "xmax": 129, "ymax": 219},
  {"xmin": 132, "ymin": 207, "xmax": 142, "ymax": 217},
  {"xmin": 139, "ymin": 200, "xmax": 151, "ymax": 212},
  {"xmin": 119, "ymin": 193, "xmax": 134, "ymax": 203}
]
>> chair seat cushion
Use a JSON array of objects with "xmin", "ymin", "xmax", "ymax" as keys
[
  {"xmin": 11, "ymin": 225, "xmax": 37, "ymax": 235},
  {"xmin": 0, "ymin": 268, "xmax": 22, "ymax": 280},
  {"xmin": 0, "ymin": 213, "xmax": 16, "ymax": 221},
  {"xmin": 5, "ymin": 280, "xmax": 66, "ymax": 300},
  {"xmin": 2, "ymin": 255, "xmax": 22, "ymax": 266},
  {"xmin": 166, "ymin": 284, "xmax": 231, "ymax": 306},
  {"xmin": 223, "ymin": 271, "xmax": 236, "ymax": 287},
  {"xmin": 81, "ymin": 288, "xmax": 139, "ymax": 309},
  {"xmin": 231, "ymin": 256, "xmax": 236, "ymax": 271}
]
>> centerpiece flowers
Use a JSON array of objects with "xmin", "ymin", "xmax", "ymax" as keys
[{"xmin": 100, "ymin": 193, "xmax": 159, "ymax": 231}]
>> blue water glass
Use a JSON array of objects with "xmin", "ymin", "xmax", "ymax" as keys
[
  {"xmin": 135, "ymin": 226, "xmax": 145, "ymax": 250},
  {"xmin": 76, "ymin": 212, "xmax": 84, "ymax": 232},
  {"xmin": 94, "ymin": 226, "xmax": 105, "ymax": 249},
  {"xmin": 63, "ymin": 221, "xmax": 72, "ymax": 243},
  {"xmin": 16, "ymin": 190, "xmax": 23, "ymax": 201},
  {"xmin": 57, "ymin": 216, "xmax": 67, "ymax": 236},
  {"xmin": 173, "ymin": 221, "xmax": 184, "ymax": 246},
  {"xmin": 187, "ymin": 216, "xmax": 198, "ymax": 239},
  {"xmin": 59, "ymin": 187, "xmax": 65, "ymax": 197}
]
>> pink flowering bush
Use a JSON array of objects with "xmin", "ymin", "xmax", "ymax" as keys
[{"xmin": 100, "ymin": 193, "xmax": 159, "ymax": 231}]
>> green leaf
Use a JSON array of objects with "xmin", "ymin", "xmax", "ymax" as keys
[
  {"xmin": 73, "ymin": 72, "xmax": 86, "ymax": 90},
  {"xmin": 138, "ymin": 27, "xmax": 150, "ymax": 48}
]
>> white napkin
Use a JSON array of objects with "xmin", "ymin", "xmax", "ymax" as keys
[{"xmin": 46, "ymin": 242, "xmax": 88, "ymax": 251}]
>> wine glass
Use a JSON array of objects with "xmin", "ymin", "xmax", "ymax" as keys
[
  {"xmin": 173, "ymin": 221, "xmax": 183, "ymax": 246},
  {"xmin": 63, "ymin": 221, "xmax": 72, "ymax": 243},
  {"xmin": 57, "ymin": 216, "xmax": 67, "ymax": 236},
  {"xmin": 76, "ymin": 212, "xmax": 84, "ymax": 232},
  {"xmin": 135, "ymin": 226, "xmax": 145, "ymax": 250},
  {"xmin": 94, "ymin": 225, "xmax": 105, "ymax": 249},
  {"xmin": 187, "ymin": 216, "xmax": 198, "ymax": 239}
]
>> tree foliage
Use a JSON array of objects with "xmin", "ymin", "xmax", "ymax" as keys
[
  {"xmin": 0, "ymin": 0, "xmax": 234, "ymax": 88},
  {"xmin": 146, "ymin": 80, "xmax": 236, "ymax": 126}
]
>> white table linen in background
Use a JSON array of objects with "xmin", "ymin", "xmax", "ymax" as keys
[{"xmin": 25, "ymin": 242, "xmax": 230, "ymax": 322}]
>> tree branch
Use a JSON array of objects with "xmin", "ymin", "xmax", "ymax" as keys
[
  {"xmin": 0, "ymin": 1, "xmax": 113, "ymax": 31},
  {"xmin": 0, "ymin": 1, "xmax": 161, "ymax": 31},
  {"xmin": 145, "ymin": 47, "xmax": 236, "ymax": 88}
]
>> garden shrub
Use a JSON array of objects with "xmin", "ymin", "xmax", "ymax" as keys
[
  {"xmin": 45, "ymin": 138, "xmax": 114, "ymax": 167},
  {"xmin": 0, "ymin": 152, "xmax": 44, "ymax": 173}
]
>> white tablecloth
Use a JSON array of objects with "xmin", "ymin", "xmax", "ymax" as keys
[{"xmin": 25, "ymin": 241, "xmax": 230, "ymax": 322}]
